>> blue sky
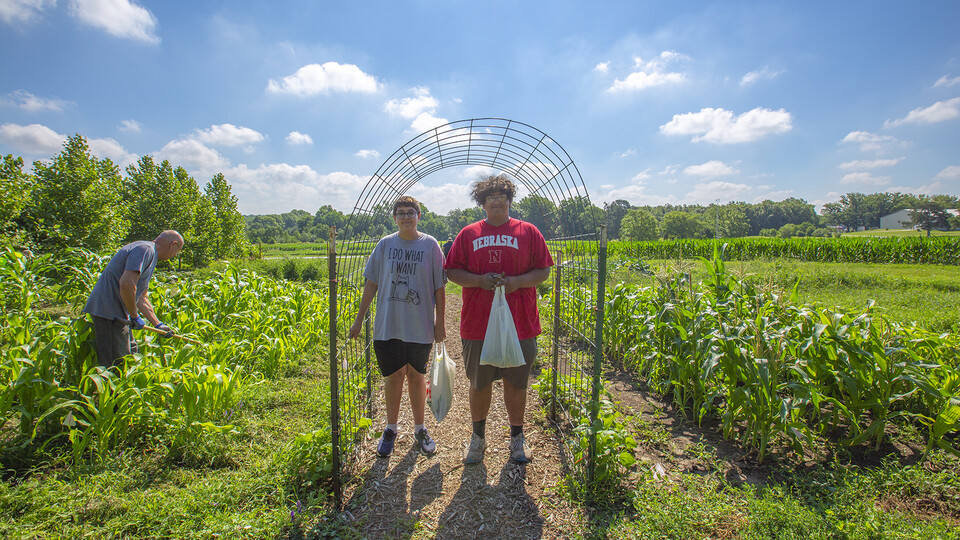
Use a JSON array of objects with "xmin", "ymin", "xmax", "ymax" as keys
[{"xmin": 1, "ymin": 0, "xmax": 958, "ymax": 215}]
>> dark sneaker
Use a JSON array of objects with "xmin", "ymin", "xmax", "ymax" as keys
[
  {"xmin": 415, "ymin": 428, "xmax": 436, "ymax": 455},
  {"xmin": 509, "ymin": 433, "xmax": 532, "ymax": 462},
  {"xmin": 462, "ymin": 433, "xmax": 487, "ymax": 464},
  {"xmin": 377, "ymin": 428, "xmax": 397, "ymax": 457}
]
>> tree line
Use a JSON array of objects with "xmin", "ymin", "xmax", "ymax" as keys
[
  {"xmin": 247, "ymin": 192, "xmax": 959, "ymax": 245},
  {"xmin": 0, "ymin": 135, "xmax": 248, "ymax": 266}
]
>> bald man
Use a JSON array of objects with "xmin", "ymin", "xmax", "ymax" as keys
[{"xmin": 82, "ymin": 230, "xmax": 184, "ymax": 368}]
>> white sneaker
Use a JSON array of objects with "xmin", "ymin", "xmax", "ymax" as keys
[
  {"xmin": 462, "ymin": 433, "xmax": 487, "ymax": 464},
  {"xmin": 510, "ymin": 433, "xmax": 532, "ymax": 462}
]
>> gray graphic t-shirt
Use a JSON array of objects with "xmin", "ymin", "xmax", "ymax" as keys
[
  {"xmin": 363, "ymin": 232, "xmax": 446, "ymax": 344},
  {"xmin": 82, "ymin": 241, "xmax": 158, "ymax": 321}
]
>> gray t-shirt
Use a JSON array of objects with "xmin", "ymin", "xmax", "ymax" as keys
[
  {"xmin": 83, "ymin": 241, "xmax": 158, "ymax": 321},
  {"xmin": 363, "ymin": 232, "xmax": 446, "ymax": 344}
]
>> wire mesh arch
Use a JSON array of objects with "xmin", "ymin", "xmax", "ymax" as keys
[{"xmin": 329, "ymin": 118, "xmax": 607, "ymax": 505}]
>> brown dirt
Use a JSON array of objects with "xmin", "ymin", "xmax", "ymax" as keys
[{"xmin": 337, "ymin": 292, "xmax": 586, "ymax": 539}]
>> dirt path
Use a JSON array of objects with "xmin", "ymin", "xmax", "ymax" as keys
[{"xmin": 339, "ymin": 292, "xmax": 583, "ymax": 539}]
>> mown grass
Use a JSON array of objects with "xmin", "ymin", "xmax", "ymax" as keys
[
  {"xmin": 0, "ymin": 354, "xmax": 337, "ymax": 539},
  {"xmin": 610, "ymin": 258, "xmax": 960, "ymax": 332}
]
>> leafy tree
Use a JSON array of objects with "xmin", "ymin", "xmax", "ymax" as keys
[
  {"xmin": 660, "ymin": 211, "xmax": 705, "ymax": 239},
  {"xmin": 558, "ymin": 196, "xmax": 603, "ymax": 237},
  {"xmin": 0, "ymin": 155, "xmax": 31, "ymax": 243},
  {"xmin": 702, "ymin": 204, "xmax": 750, "ymax": 238},
  {"xmin": 909, "ymin": 197, "xmax": 951, "ymax": 237},
  {"xmin": 27, "ymin": 134, "xmax": 127, "ymax": 251},
  {"xmin": 514, "ymin": 195, "xmax": 559, "ymax": 238},
  {"xmin": 416, "ymin": 203, "xmax": 450, "ymax": 240},
  {"xmin": 620, "ymin": 208, "xmax": 658, "ymax": 241},
  {"xmin": 205, "ymin": 173, "xmax": 247, "ymax": 259},
  {"xmin": 445, "ymin": 207, "xmax": 486, "ymax": 235},
  {"xmin": 604, "ymin": 199, "xmax": 631, "ymax": 239}
]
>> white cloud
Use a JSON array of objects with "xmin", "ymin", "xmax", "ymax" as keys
[
  {"xmin": 600, "ymin": 184, "xmax": 679, "ymax": 206},
  {"xmin": 934, "ymin": 165, "xmax": 960, "ymax": 180},
  {"xmin": 194, "ymin": 123, "xmax": 264, "ymax": 146},
  {"xmin": 684, "ymin": 160, "xmax": 739, "ymax": 177},
  {"xmin": 156, "ymin": 139, "xmax": 230, "ymax": 170},
  {"xmin": 267, "ymin": 62, "xmax": 379, "ymax": 96},
  {"xmin": 686, "ymin": 181, "xmax": 753, "ymax": 202},
  {"xmin": 740, "ymin": 67, "xmax": 784, "ymax": 87},
  {"xmin": 840, "ymin": 130, "xmax": 906, "ymax": 153},
  {"xmin": 884, "ymin": 97, "xmax": 960, "ymax": 128},
  {"xmin": 0, "ymin": 0, "xmax": 54, "ymax": 24},
  {"xmin": 933, "ymin": 75, "xmax": 960, "ymax": 88},
  {"xmin": 840, "ymin": 172, "xmax": 891, "ymax": 186},
  {"xmin": 606, "ymin": 51, "xmax": 687, "ymax": 93},
  {"xmin": 839, "ymin": 157, "xmax": 903, "ymax": 170},
  {"xmin": 285, "ymin": 131, "xmax": 313, "ymax": 145},
  {"xmin": 88, "ymin": 137, "xmax": 138, "ymax": 168},
  {"xmin": 618, "ymin": 149, "xmax": 636, "ymax": 158},
  {"xmin": 355, "ymin": 149, "xmax": 380, "ymax": 159},
  {"xmin": 384, "ymin": 86, "xmax": 439, "ymax": 119},
  {"xmin": 660, "ymin": 107, "xmax": 793, "ymax": 144},
  {"xmin": 629, "ymin": 170, "xmax": 651, "ymax": 183},
  {"xmin": 225, "ymin": 163, "xmax": 367, "ymax": 214},
  {"xmin": 118, "ymin": 119, "xmax": 141, "ymax": 133},
  {"xmin": 0, "ymin": 122, "xmax": 65, "ymax": 154},
  {"xmin": 411, "ymin": 112, "xmax": 448, "ymax": 134},
  {"xmin": 3, "ymin": 89, "xmax": 70, "ymax": 112},
  {"xmin": 68, "ymin": 0, "xmax": 159, "ymax": 44},
  {"xmin": 886, "ymin": 182, "xmax": 945, "ymax": 196},
  {"xmin": 594, "ymin": 62, "xmax": 609, "ymax": 73},
  {"xmin": 407, "ymin": 181, "xmax": 474, "ymax": 215}
]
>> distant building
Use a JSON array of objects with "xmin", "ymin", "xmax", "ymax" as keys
[{"xmin": 879, "ymin": 209, "xmax": 959, "ymax": 229}]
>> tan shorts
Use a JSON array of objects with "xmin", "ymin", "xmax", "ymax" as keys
[{"xmin": 461, "ymin": 337, "xmax": 538, "ymax": 390}]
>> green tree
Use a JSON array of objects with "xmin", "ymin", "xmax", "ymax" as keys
[
  {"xmin": 558, "ymin": 196, "xmax": 603, "ymax": 237},
  {"xmin": 604, "ymin": 199, "xmax": 631, "ymax": 239},
  {"xmin": 702, "ymin": 204, "xmax": 750, "ymax": 238},
  {"xmin": 660, "ymin": 211, "xmax": 705, "ymax": 239},
  {"xmin": 205, "ymin": 173, "xmax": 247, "ymax": 259},
  {"xmin": 908, "ymin": 196, "xmax": 951, "ymax": 237},
  {"xmin": 620, "ymin": 208, "xmax": 658, "ymax": 241},
  {"xmin": 0, "ymin": 155, "xmax": 32, "ymax": 243},
  {"xmin": 27, "ymin": 134, "xmax": 127, "ymax": 251},
  {"xmin": 514, "ymin": 195, "xmax": 559, "ymax": 238}
]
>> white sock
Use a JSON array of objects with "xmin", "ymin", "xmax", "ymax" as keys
[
  {"xmin": 386, "ymin": 423, "xmax": 398, "ymax": 433},
  {"xmin": 414, "ymin": 423, "xmax": 425, "ymax": 433}
]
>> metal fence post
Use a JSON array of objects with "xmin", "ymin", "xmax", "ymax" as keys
[
  {"xmin": 551, "ymin": 251, "xmax": 562, "ymax": 423},
  {"xmin": 365, "ymin": 315, "xmax": 373, "ymax": 418},
  {"xmin": 588, "ymin": 225, "xmax": 607, "ymax": 486},
  {"xmin": 328, "ymin": 226, "xmax": 341, "ymax": 509}
]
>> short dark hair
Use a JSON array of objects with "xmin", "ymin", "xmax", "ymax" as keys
[
  {"xmin": 470, "ymin": 174, "xmax": 516, "ymax": 206},
  {"xmin": 392, "ymin": 195, "xmax": 421, "ymax": 216}
]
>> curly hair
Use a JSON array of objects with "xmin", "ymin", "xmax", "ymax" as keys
[
  {"xmin": 470, "ymin": 174, "xmax": 516, "ymax": 206},
  {"xmin": 392, "ymin": 195, "xmax": 421, "ymax": 216}
]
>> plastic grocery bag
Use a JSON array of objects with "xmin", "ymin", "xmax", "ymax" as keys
[
  {"xmin": 428, "ymin": 342, "xmax": 455, "ymax": 422},
  {"xmin": 479, "ymin": 286, "xmax": 526, "ymax": 368}
]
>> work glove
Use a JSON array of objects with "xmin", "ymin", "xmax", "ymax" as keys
[
  {"xmin": 155, "ymin": 322, "xmax": 176, "ymax": 338},
  {"xmin": 129, "ymin": 315, "xmax": 146, "ymax": 330}
]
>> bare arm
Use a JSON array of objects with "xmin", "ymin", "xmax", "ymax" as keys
[
  {"xmin": 348, "ymin": 280, "xmax": 378, "ymax": 339},
  {"xmin": 501, "ymin": 267, "xmax": 551, "ymax": 294},
  {"xmin": 136, "ymin": 289, "xmax": 161, "ymax": 326},
  {"xmin": 434, "ymin": 285, "xmax": 446, "ymax": 342},
  {"xmin": 119, "ymin": 270, "xmax": 141, "ymax": 319},
  {"xmin": 446, "ymin": 268, "xmax": 504, "ymax": 290}
]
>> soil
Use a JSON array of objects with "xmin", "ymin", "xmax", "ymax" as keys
[{"xmin": 337, "ymin": 292, "xmax": 585, "ymax": 539}]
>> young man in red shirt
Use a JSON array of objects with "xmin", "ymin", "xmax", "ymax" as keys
[{"xmin": 445, "ymin": 175, "xmax": 553, "ymax": 463}]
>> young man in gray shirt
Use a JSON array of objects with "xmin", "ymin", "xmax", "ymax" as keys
[
  {"xmin": 82, "ymin": 230, "xmax": 183, "ymax": 368},
  {"xmin": 349, "ymin": 196, "xmax": 446, "ymax": 457}
]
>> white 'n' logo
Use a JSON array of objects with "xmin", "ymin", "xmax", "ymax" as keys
[{"xmin": 489, "ymin": 250, "xmax": 502, "ymax": 264}]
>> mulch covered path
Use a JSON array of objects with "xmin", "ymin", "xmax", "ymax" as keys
[{"xmin": 337, "ymin": 292, "xmax": 585, "ymax": 539}]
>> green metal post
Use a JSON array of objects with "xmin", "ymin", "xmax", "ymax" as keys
[
  {"xmin": 551, "ymin": 251, "xmax": 562, "ymax": 423},
  {"xmin": 588, "ymin": 226, "xmax": 607, "ymax": 486},
  {"xmin": 365, "ymin": 314, "xmax": 372, "ymax": 418},
  {"xmin": 327, "ymin": 226, "xmax": 341, "ymax": 509}
]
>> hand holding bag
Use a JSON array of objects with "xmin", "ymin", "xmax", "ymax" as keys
[
  {"xmin": 479, "ymin": 286, "xmax": 526, "ymax": 368},
  {"xmin": 428, "ymin": 342, "xmax": 455, "ymax": 422}
]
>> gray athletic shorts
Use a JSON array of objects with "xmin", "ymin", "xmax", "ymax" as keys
[{"xmin": 461, "ymin": 337, "xmax": 537, "ymax": 390}]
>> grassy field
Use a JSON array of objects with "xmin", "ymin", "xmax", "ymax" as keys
[
  {"xmin": 842, "ymin": 229, "xmax": 960, "ymax": 238},
  {"xmin": 610, "ymin": 258, "xmax": 960, "ymax": 332}
]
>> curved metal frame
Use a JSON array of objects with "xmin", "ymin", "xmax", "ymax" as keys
[{"xmin": 330, "ymin": 118, "xmax": 604, "ymax": 506}]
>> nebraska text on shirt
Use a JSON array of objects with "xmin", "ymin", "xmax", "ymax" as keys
[{"xmin": 472, "ymin": 234, "xmax": 519, "ymax": 251}]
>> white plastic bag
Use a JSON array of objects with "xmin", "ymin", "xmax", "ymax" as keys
[
  {"xmin": 428, "ymin": 342, "xmax": 455, "ymax": 422},
  {"xmin": 479, "ymin": 286, "xmax": 526, "ymax": 368}
]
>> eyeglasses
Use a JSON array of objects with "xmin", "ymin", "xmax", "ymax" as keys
[
  {"xmin": 395, "ymin": 210, "xmax": 419, "ymax": 218},
  {"xmin": 485, "ymin": 194, "xmax": 509, "ymax": 203}
]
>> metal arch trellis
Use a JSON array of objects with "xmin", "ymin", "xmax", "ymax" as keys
[{"xmin": 327, "ymin": 118, "xmax": 608, "ymax": 507}]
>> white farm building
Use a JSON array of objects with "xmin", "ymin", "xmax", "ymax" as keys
[{"xmin": 879, "ymin": 208, "xmax": 960, "ymax": 229}]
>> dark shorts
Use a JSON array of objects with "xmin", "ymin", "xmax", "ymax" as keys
[
  {"xmin": 91, "ymin": 315, "xmax": 138, "ymax": 368},
  {"xmin": 462, "ymin": 337, "xmax": 538, "ymax": 390},
  {"xmin": 373, "ymin": 339, "xmax": 433, "ymax": 377}
]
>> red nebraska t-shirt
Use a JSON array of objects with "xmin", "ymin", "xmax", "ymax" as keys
[{"xmin": 444, "ymin": 218, "xmax": 554, "ymax": 340}]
